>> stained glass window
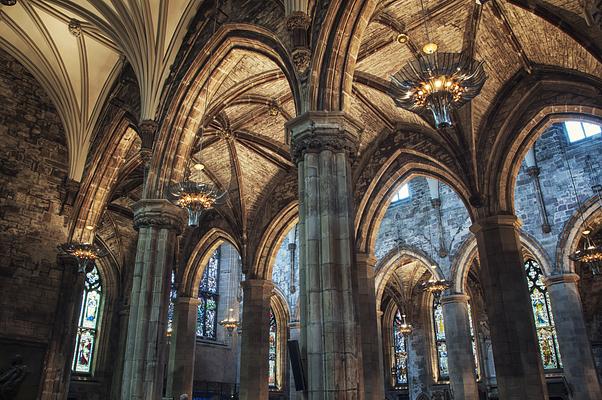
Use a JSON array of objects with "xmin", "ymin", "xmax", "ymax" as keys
[
  {"xmin": 197, "ymin": 248, "xmax": 220, "ymax": 339},
  {"xmin": 72, "ymin": 265, "xmax": 102, "ymax": 374},
  {"xmin": 525, "ymin": 259, "xmax": 562, "ymax": 369},
  {"xmin": 167, "ymin": 270, "xmax": 177, "ymax": 336},
  {"xmin": 467, "ymin": 302, "xmax": 480, "ymax": 379},
  {"xmin": 393, "ymin": 310, "xmax": 409, "ymax": 386},
  {"xmin": 268, "ymin": 309, "xmax": 278, "ymax": 388},
  {"xmin": 433, "ymin": 292, "xmax": 448, "ymax": 380}
]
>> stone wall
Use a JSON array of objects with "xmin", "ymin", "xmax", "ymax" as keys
[{"xmin": 0, "ymin": 47, "xmax": 70, "ymax": 395}]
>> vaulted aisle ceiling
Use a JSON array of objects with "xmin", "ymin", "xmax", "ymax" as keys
[
  {"xmin": 188, "ymin": 50, "xmax": 296, "ymax": 230},
  {"xmin": 0, "ymin": 0, "xmax": 200, "ymax": 181},
  {"xmin": 351, "ymin": 0, "xmax": 602, "ymax": 151}
]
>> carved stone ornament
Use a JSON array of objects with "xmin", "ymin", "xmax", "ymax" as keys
[
  {"xmin": 292, "ymin": 48, "xmax": 311, "ymax": 75},
  {"xmin": 68, "ymin": 19, "xmax": 82, "ymax": 37},
  {"xmin": 584, "ymin": 0, "xmax": 602, "ymax": 29},
  {"xmin": 132, "ymin": 199, "xmax": 186, "ymax": 233},
  {"xmin": 138, "ymin": 119, "xmax": 159, "ymax": 151},
  {"xmin": 286, "ymin": 11, "xmax": 311, "ymax": 31},
  {"xmin": 287, "ymin": 112, "xmax": 361, "ymax": 163}
]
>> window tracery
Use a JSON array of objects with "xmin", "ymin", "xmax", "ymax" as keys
[
  {"xmin": 197, "ymin": 248, "xmax": 220, "ymax": 339},
  {"xmin": 524, "ymin": 259, "xmax": 562, "ymax": 369},
  {"xmin": 433, "ymin": 292, "xmax": 448, "ymax": 380},
  {"xmin": 393, "ymin": 309, "xmax": 409, "ymax": 386},
  {"xmin": 72, "ymin": 265, "xmax": 102, "ymax": 374},
  {"xmin": 268, "ymin": 308, "xmax": 278, "ymax": 388}
]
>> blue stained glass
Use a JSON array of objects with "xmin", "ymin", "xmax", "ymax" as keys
[
  {"xmin": 72, "ymin": 265, "xmax": 102, "ymax": 374},
  {"xmin": 197, "ymin": 248, "xmax": 220, "ymax": 339},
  {"xmin": 167, "ymin": 270, "xmax": 177, "ymax": 336},
  {"xmin": 524, "ymin": 259, "xmax": 562, "ymax": 369},
  {"xmin": 393, "ymin": 310, "xmax": 408, "ymax": 386},
  {"xmin": 269, "ymin": 310, "xmax": 278, "ymax": 388},
  {"xmin": 433, "ymin": 293, "xmax": 448, "ymax": 380}
]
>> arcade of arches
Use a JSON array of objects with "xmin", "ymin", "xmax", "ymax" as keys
[{"xmin": 1, "ymin": 1, "xmax": 602, "ymax": 400}]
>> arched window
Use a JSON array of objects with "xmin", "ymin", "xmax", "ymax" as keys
[
  {"xmin": 268, "ymin": 309, "xmax": 278, "ymax": 388},
  {"xmin": 467, "ymin": 302, "xmax": 480, "ymax": 379},
  {"xmin": 72, "ymin": 265, "xmax": 103, "ymax": 374},
  {"xmin": 167, "ymin": 270, "xmax": 176, "ymax": 336},
  {"xmin": 433, "ymin": 292, "xmax": 448, "ymax": 380},
  {"xmin": 393, "ymin": 310, "xmax": 409, "ymax": 386},
  {"xmin": 524, "ymin": 259, "xmax": 562, "ymax": 369},
  {"xmin": 197, "ymin": 248, "xmax": 220, "ymax": 339}
]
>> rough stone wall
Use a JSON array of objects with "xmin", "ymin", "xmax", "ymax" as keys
[
  {"xmin": 0, "ymin": 46, "xmax": 69, "ymax": 371},
  {"xmin": 514, "ymin": 124, "xmax": 602, "ymax": 267},
  {"xmin": 374, "ymin": 177, "xmax": 472, "ymax": 277}
]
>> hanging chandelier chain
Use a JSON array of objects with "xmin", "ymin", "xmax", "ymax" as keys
[{"xmin": 419, "ymin": 0, "xmax": 432, "ymax": 45}]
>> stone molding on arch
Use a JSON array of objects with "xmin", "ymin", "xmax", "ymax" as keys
[
  {"xmin": 68, "ymin": 112, "xmax": 136, "ymax": 243},
  {"xmin": 251, "ymin": 201, "xmax": 298, "ymax": 281},
  {"xmin": 374, "ymin": 245, "xmax": 444, "ymax": 308},
  {"xmin": 180, "ymin": 228, "xmax": 241, "ymax": 298},
  {"xmin": 147, "ymin": 23, "xmax": 301, "ymax": 199},
  {"xmin": 450, "ymin": 231, "xmax": 554, "ymax": 294},
  {"xmin": 308, "ymin": 0, "xmax": 378, "ymax": 112},
  {"xmin": 556, "ymin": 195, "xmax": 602, "ymax": 275},
  {"xmin": 478, "ymin": 67, "xmax": 602, "ymax": 216},
  {"xmin": 354, "ymin": 128, "xmax": 473, "ymax": 255}
]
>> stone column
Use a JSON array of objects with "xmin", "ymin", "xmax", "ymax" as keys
[
  {"xmin": 470, "ymin": 215, "xmax": 548, "ymax": 400},
  {"xmin": 167, "ymin": 296, "xmax": 201, "ymax": 399},
  {"xmin": 239, "ymin": 279, "xmax": 274, "ymax": 400},
  {"xmin": 286, "ymin": 112, "xmax": 363, "ymax": 399},
  {"xmin": 356, "ymin": 252, "xmax": 385, "ymax": 400},
  {"xmin": 39, "ymin": 255, "xmax": 84, "ymax": 400},
  {"xmin": 120, "ymin": 199, "xmax": 185, "ymax": 400},
  {"xmin": 545, "ymin": 273, "xmax": 602, "ymax": 399},
  {"xmin": 440, "ymin": 294, "xmax": 479, "ymax": 400}
]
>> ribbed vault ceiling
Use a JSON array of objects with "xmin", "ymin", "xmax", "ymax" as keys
[{"xmin": 0, "ymin": 0, "xmax": 200, "ymax": 181}]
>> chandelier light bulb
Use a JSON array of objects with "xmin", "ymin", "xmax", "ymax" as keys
[
  {"xmin": 396, "ymin": 33, "xmax": 409, "ymax": 44},
  {"xmin": 423, "ymin": 42, "xmax": 438, "ymax": 54},
  {"xmin": 193, "ymin": 162, "xmax": 205, "ymax": 171}
]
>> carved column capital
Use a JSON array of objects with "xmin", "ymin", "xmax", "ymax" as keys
[
  {"xmin": 132, "ymin": 199, "xmax": 186, "ymax": 233},
  {"xmin": 286, "ymin": 11, "xmax": 311, "ymax": 31},
  {"xmin": 138, "ymin": 119, "xmax": 159, "ymax": 162},
  {"xmin": 291, "ymin": 48, "xmax": 311, "ymax": 75},
  {"xmin": 543, "ymin": 272, "xmax": 580, "ymax": 286},
  {"xmin": 287, "ymin": 112, "xmax": 361, "ymax": 163},
  {"xmin": 470, "ymin": 214, "xmax": 521, "ymax": 233},
  {"xmin": 440, "ymin": 293, "xmax": 470, "ymax": 305}
]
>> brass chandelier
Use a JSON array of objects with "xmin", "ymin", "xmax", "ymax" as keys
[
  {"xmin": 398, "ymin": 313, "xmax": 413, "ymax": 336},
  {"xmin": 169, "ymin": 177, "xmax": 225, "ymax": 227},
  {"xmin": 59, "ymin": 242, "xmax": 105, "ymax": 273},
  {"xmin": 420, "ymin": 278, "xmax": 451, "ymax": 294},
  {"xmin": 569, "ymin": 229, "xmax": 602, "ymax": 276},
  {"xmin": 388, "ymin": 0, "xmax": 486, "ymax": 128}
]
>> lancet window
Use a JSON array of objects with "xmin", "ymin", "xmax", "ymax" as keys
[
  {"xmin": 197, "ymin": 248, "xmax": 220, "ymax": 339},
  {"xmin": 433, "ymin": 292, "xmax": 448, "ymax": 379},
  {"xmin": 72, "ymin": 265, "xmax": 103, "ymax": 374},
  {"xmin": 524, "ymin": 259, "xmax": 562, "ymax": 369},
  {"xmin": 393, "ymin": 309, "xmax": 409, "ymax": 386}
]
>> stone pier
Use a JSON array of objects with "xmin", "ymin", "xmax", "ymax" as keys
[
  {"xmin": 120, "ymin": 199, "xmax": 185, "ymax": 400},
  {"xmin": 545, "ymin": 273, "xmax": 602, "ymax": 399},
  {"xmin": 441, "ymin": 294, "xmax": 479, "ymax": 400},
  {"xmin": 470, "ymin": 215, "xmax": 548, "ymax": 400},
  {"xmin": 287, "ymin": 112, "xmax": 363, "ymax": 399}
]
